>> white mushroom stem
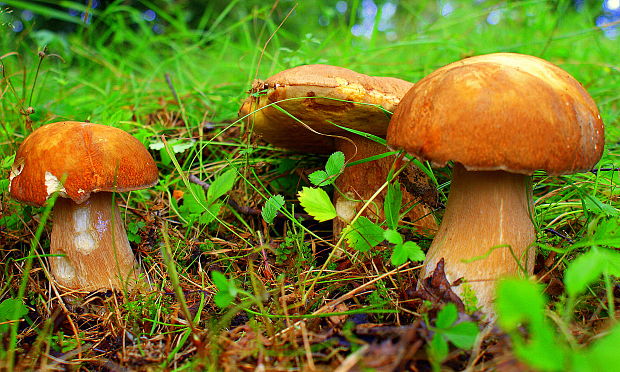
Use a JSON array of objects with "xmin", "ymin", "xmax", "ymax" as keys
[
  {"xmin": 419, "ymin": 163, "xmax": 535, "ymax": 312},
  {"xmin": 333, "ymin": 135, "xmax": 437, "ymax": 239},
  {"xmin": 49, "ymin": 192, "xmax": 140, "ymax": 290}
]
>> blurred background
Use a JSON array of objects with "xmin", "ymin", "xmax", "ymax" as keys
[
  {"xmin": 0, "ymin": 0, "xmax": 618, "ymax": 127},
  {"xmin": 1, "ymin": 1, "xmax": 618, "ymax": 39}
]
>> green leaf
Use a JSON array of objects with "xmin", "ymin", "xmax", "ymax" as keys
[
  {"xmin": 572, "ymin": 323, "xmax": 620, "ymax": 371},
  {"xmin": 578, "ymin": 217, "xmax": 620, "ymax": 248},
  {"xmin": 298, "ymin": 187, "xmax": 337, "ymax": 222},
  {"xmin": 199, "ymin": 201, "xmax": 223, "ymax": 224},
  {"xmin": 149, "ymin": 140, "xmax": 194, "ymax": 154},
  {"xmin": 391, "ymin": 241, "xmax": 425, "ymax": 266},
  {"xmin": 564, "ymin": 247, "xmax": 620, "ymax": 298},
  {"xmin": 496, "ymin": 278, "xmax": 547, "ymax": 330},
  {"xmin": 325, "ymin": 151, "xmax": 345, "ymax": 176},
  {"xmin": 495, "ymin": 278, "xmax": 566, "ymax": 371},
  {"xmin": 308, "ymin": 151, "xmax": 345, "ymax": 186},
  {"xmin": 515, "ymin": 330, "xmax": 566, "ymax": 372},
  {"xmin": 428, "ymin": 333, "xmax": 449, "ymax": 365},
  {"xmin": 171, "ymin": 141, "xmax": 195, "ymax": 153},
  {"xmin": 1, "ymin": 154, "xmax": 14, "ymax": 169},
  {"xmin": 180, "ymin": 183, "xmax": 208, "ymax": 214},
  {"xmin": 564, "ymin": 247, "xmax": 606, "ymax": 298},
  {"xmin": 0, "ymin": 179, "xmax": 9, "ymax": 193},
  {"xmin": 443, "ymin": 322, "xmax": 479, "ymax": 349},
  {"xmin": 384, "ymin": 182, "xmax": 402, "ymax": 230},
  {"xmin": 308, "ymin": 170, "xmax": 330, "ymax": 186},
  {"xmin": 435, "ymin": 303, "xmax": 458, "ymax": 329},
  {"xmin": 207, "ymin": 168, "xmax": 238, "ymax": 202},
  {"xmin": 0, "ymin": 298, "xmax": 29, "ymax": 333},
  {"xmin": 582, "ymin": 194, "xmax": 619, "ymax": 216},
  {"xmin": 211, "ymin": 271, "xmax": 238, "ymax": 308},
  {"xmin": 262, "ymin": 195, "xmax": 285, "ymax": 224},
  {"xmin": 342, "ymin": 217, "xmax": 385, "ymax": 252},
  {"xmin": 383, "ymin": 229, "xmax": 403, "ymax": 246}
]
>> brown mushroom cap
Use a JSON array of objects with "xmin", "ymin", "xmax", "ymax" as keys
[
  {"xmin": 9, "ymin": 121, "xmax": 158, "ymax": 206},
  {"xmin": 387, "ymin": 53, "xmax": 605, "ymax": 175},
  {"xmin": 240, "ymin": 64, "xmax": 413, "ymax": 153}
]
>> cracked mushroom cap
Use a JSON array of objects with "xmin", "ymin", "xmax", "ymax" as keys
[
  {"xmin": 239, "ymin": 64, "xmax": 413, "ymax": 153},
  {"xmin": 9, "ymin": 121, "xmax": 158, "ymax": 206},
  {"xmin": 387, "ymin": 53, "xmax": 605, "ymax": 175}
]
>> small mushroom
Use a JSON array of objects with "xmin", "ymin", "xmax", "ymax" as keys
[
  {"xmin": 9, "ymin": 121, "xmax": 159, "ymax": 291},
  {"xmin": 387, "ymin": 53, "xmax": 605, "ymax": 312},
  {"xmin": 239, "ymin": 64, "xmax": 437, "ymax": 239}
]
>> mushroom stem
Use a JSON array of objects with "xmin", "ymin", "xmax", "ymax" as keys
[
  {"xmin": 333, "ymin": 135, "xmax": 437, "ymax": 239},
  {"xmin": 50, "ymin": 192, "xmax": 140, "ymax": 290},
  {"xmin": 419, "ymin": 163, "xmax": 535, "ymax": 312}
]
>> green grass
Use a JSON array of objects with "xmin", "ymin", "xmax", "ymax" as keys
[{"xmin": 1, "ymin": 0, "xmax": 619, "ymax": 370}]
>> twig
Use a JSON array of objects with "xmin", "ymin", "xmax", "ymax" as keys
[
  {"xmin": 589, "ymin": 167, "xmax": 620, "ymax": 174},
  {"xmin": 544, "ymin": 228, "xmax": 574, "ymax": 243}
]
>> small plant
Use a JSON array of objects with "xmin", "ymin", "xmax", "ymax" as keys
[
  {"xmin": 126, "ymin": 220, "xmax": 146, "ymax": 243},
  {"xmin": 212, "ymin": 271, "xmax": 240, "ymax": 308},
  {"xmin": 261, "ymin": 194, "xmax": 285, "ymax": 224},
  {"xmin": 176, "ymin": 167, "xmax": 238, "ymax": 226},
  {"xmin": 0, "ymin": 298, "xmax": 28, "ymax": 334},
  {"xmin": 426, "ymin": 303, "xmax": 479, "ymax": 372},
  {"xmin": 495, "ymin": 216, "xmax": 620, "ymax": 371}
]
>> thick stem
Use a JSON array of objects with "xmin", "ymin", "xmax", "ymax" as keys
[
  {"xmin": 420, "ymin": 163, "xmax": 535, "ymax": 312},
  {"xmin": 333, "ymin": 135, "xmax": 437, "ymax": 238},
  {"xmin": 50, "ymin": 192, "xmax": 140, "ymax": 290}
]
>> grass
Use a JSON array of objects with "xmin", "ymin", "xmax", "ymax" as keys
[{"xmin": 1, "ymin": 0, "xmax": 619, "ymax": 370}]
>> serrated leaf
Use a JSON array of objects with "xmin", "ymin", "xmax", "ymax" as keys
[
  {"xmin": 149, "ymin": 141, "xmax": 165, "ymax": 150},
  {"xmin": 577, "ymin": 217, "xmax": 620, "ymax": 248},
  {"xmin": 298, "ymin": 187, "xmax": 337, "ymax": 222},
  {"xmin": 308, "ymin": 170, "xmax": 330, "ymax": 186},
  {"xmin": 444, "ymin": 322, "xmax": 479, "ymax": 349},
  {"xmin": 171, "ymin": 141, "xmax": 195, "ymax": 153},
  {"xmin": 384, "ymin": 182, "xmax": 402, "ymax": 230},
  {"xmin": 207, "ymin": 168, "xmax": 237, "ymax": 202},
  {"xmin": 342, "ymin": 216, "xmax": 384, "ymax": 252},
  {"xmin": 384, "ymin": 229, "xmax": 403, "ymax": 246},
  {"xmin": 149, "ymin": 140, "xmax": 194, "ymax": 153},
  {"xmin": 583, "ymin": 194, "xmax": 619, "ymax": 216},
  {"xmin": 435, "ymin": 303, "xmax": 458, "ymax": 329},
  {"xmin": 325, "ymin": 151, "xmax": 345, "ymax": 176},
  {"xmin": 391, "ymin": 241, "xmax": 425, "ymax": 266},
  {"xmin": 262, "ymin": 195, "xmax": 285, "ymax": 224}
]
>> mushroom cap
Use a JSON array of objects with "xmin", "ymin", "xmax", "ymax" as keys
[
  {"xmin": 387, "ymin": 53, "xmax": 605, "ymax": 175},
  {"xmin": 9, "ymin": 121, "xmax": 159, "ymax": 206},
  {"xmin": 239, "ymin": 64, "xmax": 413, "ymax": 153}
]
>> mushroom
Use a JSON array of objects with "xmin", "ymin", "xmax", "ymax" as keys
[
  {"xmin": 9, "ymin": 121, "xmax": 158, "ymax": 291},
  {"xmin": 387, "ymin": 53, "xmax": 604, "ymax": 312},
  {"xmin": 239, "ymin": 64, "xmax": 437, "ymax": 240}
]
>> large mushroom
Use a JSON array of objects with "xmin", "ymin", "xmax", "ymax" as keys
[
  {"xmin": 9, "ymin": 121, "xmax": 158, "ymax": 291},
  {"xmin": 240, "ymin": 64, "xmax": 437, "ymax": 240},
  {"xmin": 387, "ymin": 53, "xmax": 604, "ymax": 311}
]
